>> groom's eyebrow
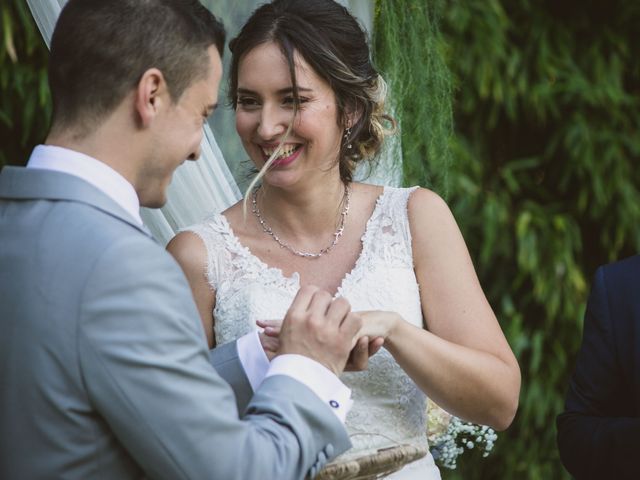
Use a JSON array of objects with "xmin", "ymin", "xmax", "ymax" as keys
[{"xmin": 204, "ymin": 103, "xmax": 218, "ymax": 115}]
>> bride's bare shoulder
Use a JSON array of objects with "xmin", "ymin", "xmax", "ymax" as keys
[
  {"xmin": 221, "ymin": 198, "xmax": 245, "ymax": 218},
  {"xmin": 220, "ymin": 198, "xmax": 256, "ymax": 237}
]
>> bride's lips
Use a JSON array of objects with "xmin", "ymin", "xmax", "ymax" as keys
[{"xmin": 261, "ymin": 145, "xmax": 304, "ymax": 168}]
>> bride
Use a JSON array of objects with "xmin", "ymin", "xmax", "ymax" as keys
[{"xmin": 167, "ymin": 0, "xmax": 521, "ymax": 478}]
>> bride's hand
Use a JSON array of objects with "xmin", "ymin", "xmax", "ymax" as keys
[
  {"xmin": 257, "ymin": 319, "xmax": 282, "ymax": 338},
  {"xmin": 258, "ymin": 331, "xmax": 279, "ymax": 361},
  {"xmin": 257, "ymin": 319, "xmax": 281, "ymax": 361},
  {"xmin": 344, "ymin": 335, "xmax": 385, "ymax": 371},
  {"xmin": 356, "ymin": 310, "xmax": 401, "ymax": 340}
]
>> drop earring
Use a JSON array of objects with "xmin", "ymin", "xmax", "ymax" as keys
[{"xmin": 344, "ymin": 126, "xmax": 353, "ymax": 150}]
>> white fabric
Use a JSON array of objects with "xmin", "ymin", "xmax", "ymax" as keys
[
  {"xmin": 26, "ymin": 0, "xmax": 65, "ymax": 49},
  {"xmin": 237, "ymin": 332, "xmax": 352, "ymax": 422},
  {"xmin": 236, "ymin": 331, "xmax": 271, "ymax": 392},
  {"xmin": 268, "ymin": 355, "xmax": 353, "ymax": 423},
  {"xmin": 26, "ymin": 145, "xmax": 142, "ymax": 225},
  {"xmin": 186, "ymin": 186, "xmax": 440, "ymax": 479}
]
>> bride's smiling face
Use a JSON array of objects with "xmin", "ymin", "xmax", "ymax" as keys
[{"xmin": 235, "ymin": 41, "xmax": 343, "ymax": 187}]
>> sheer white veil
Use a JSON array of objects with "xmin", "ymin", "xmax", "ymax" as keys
[{"xmin": 27, "ymin": 0, "xmax": 399, "ymax": 245}]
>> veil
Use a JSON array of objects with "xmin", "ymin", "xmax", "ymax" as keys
[{"xmin": 27, "ymin": 0, "xmax": 400, "ymax": 245}]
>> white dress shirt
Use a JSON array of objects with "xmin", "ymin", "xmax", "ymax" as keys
[
  {"xmin": 28, "ymin": 145, "xmax": 143, "ymax": 225},
  {"xmin": 27, "ymin": 144, "xmax": 352, "ymax": 422}
]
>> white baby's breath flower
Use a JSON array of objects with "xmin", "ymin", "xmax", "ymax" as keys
[{"xmin": 426, "ymin": 402, "xmax": 498, "ymax": 470}]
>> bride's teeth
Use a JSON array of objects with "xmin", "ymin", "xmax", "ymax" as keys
[{"xmin": 263, "ymin": 145, "xmax": 298, "ymax": 159}]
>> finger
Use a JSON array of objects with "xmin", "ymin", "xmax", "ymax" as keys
[
  {"xmin": 263, "ymin": 340, "xmax": 279, "ymax": 352},
  {"xmin": 257, "ymin": 319, "xmax": 283, "ymax": 337},
  {"xmin": 256, "ymin": 319, "xmax": 282, "ymax": 329},
  {"xmin": 325, "ymin": 296, "xmax": 351, "ymax": 327},
  {"xmin": 369, "ymin": 337, "xmax": 384, "ymax": 357},
  {"xmin": 258, "ymin": 333, "xmax": 279, "ymax": 351},
  {"xmin": 306, "ymin": 288, "xmax": 333, "ymax": 320},
  {"xmin": 263, "ymin": 327, "xmax": 281, "ymax": 337},
  {"xmin": 348, "ymin": 336, "xmax": 370, "ymax": 371},
  {"xmin": 287, "ymin": 285, "xmax": 320, "ymax": 317},
  {"xmin": 341, "ymin": 312, "xmax": 363, "ymax": 346}
]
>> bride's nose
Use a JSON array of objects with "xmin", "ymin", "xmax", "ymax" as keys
[{"xmin": 257, "ymin": 104, "xmax": 288, "ymax": 140}]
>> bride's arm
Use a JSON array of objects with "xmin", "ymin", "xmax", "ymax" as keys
[
  {"xmin": 360, "ymin": 188, "xmax": 521, "ymax": 431},
  {"xmin": 167, "ymin": 232, "xmax": 216, "ymax": 348}
]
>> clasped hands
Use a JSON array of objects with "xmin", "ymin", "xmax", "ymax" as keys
[{"xmin": 257, "ymin": 285, "xmax": 400, "ymax": 375}]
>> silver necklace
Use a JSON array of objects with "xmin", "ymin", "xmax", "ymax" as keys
[{"xmin": 251, "ymin": 185, "xmax": 351, "ymax": 259}]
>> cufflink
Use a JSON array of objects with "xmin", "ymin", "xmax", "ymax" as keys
[
  {"xmin": 329, "ymin": 399, "xmax": 339, "ymax": 409},
  {"xmin": 324, "ymin": 443, "xmax": 334, "ymax": 458}
]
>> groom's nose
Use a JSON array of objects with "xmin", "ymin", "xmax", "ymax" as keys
[
  {"xmin": 187, "ymin": 137, "xmax": 203, "ymax": 162},
  {"xmin": 187, "ymin": 149, "xmax": 200, "ymax": 161}
]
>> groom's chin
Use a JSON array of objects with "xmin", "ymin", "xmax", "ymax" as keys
[
  {"xmin": 141, "ymin": 197, "xmax": 167, "ymax": 209},
  {"xmin": 138, "ymin": 190, "xmax": 168, "ymax": 210}
]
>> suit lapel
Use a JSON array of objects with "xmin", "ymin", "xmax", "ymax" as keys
[{"xmin": 0, "ymin": 166, "xmax": 153, "ymax": 239}]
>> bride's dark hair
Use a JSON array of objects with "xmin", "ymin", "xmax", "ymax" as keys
[{"xmin": 229, "ymin": 0, "xmax": 395, "ymax": 185}]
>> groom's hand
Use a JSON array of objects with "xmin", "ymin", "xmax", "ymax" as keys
[
  {"xmin": 276, "ymin": 285, "xmax": 361, "ymax": 376},
  {"xmin": 259, "ymin": 319, "xmax": 384, "ymax": 371}
]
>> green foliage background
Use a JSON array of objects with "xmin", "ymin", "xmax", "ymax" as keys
[
  {"xmin": 3, "ymin": 0, "xmax": 640, "ymax": 478},
  {"xmin": 0, "ymin": 0, "xmax": 51, "ymax": 167},
  {"xmin": 375, "ymin": 0, "xmax": 640, "ymax": 478}
]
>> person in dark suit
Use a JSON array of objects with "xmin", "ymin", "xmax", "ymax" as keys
[{"xmin": 557, "ymin": 255, "xmax": 640, "ymax": 479}]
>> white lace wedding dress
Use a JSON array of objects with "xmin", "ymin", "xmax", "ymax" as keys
[{"xmin": 186, "ymin": 186, "xmax": 441, "ymax": 479}]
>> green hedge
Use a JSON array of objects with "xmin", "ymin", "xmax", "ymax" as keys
[
  {"xmin": 0, "ymin": 0, "xmax": 51, "ymax": 167},
  {"xmin": 375, "ymin": 1, "xmax": 640, "ymax": 478}
]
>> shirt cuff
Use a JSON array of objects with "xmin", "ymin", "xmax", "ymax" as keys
[
  {"xmin": 237, "ymin": 331, "xmax": 270, "ymax": 392},
  {"xmin": 266, "ymin": 354, "xmax": 353, "ymax": 423}
]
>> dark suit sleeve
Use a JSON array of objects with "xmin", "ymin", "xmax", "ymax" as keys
[{"xmin": 557, "ymin": 267, "xmax": 640, "ymax": 479}]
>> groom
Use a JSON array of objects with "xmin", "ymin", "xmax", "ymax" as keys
[{"xmin": 0, "ymin": 1, "xmax": 363, "ymax": 479}]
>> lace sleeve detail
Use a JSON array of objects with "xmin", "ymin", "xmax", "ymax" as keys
[
  {"xmin": 362, "ymin": 186, "xmax": 420, "ymax": 266},
  {"xmin": 180, "ymin": 214, "xmax": 232, "ymax": 292},
  {"xmin": 386, "ymin": 186, "xmax": 420, "ymax": 253}
]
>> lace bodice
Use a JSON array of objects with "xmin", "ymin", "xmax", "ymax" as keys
[{"xmin": 187, "ymin": 186, "xmax": 439, "ymax": 478}]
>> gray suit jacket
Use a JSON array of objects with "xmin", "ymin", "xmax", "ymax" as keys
[{"xmin": 0, "ymin": 166, "xmax": 350, "ymax": 479}]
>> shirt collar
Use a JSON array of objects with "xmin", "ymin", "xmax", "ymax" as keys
[{"xmin": 27, "ymin": 145, "xmax": 143, "ymax": 226}]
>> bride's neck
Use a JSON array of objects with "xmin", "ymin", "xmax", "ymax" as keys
[{"xmin": 258, "ymin": 179, "xmax": 348, "ymax": 236}]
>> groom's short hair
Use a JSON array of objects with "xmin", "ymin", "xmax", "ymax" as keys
[{"xmin": 48, "ymin": 0, "xmax": 225, "ymax": 134}]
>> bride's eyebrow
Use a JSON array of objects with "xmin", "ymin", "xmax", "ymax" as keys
[
  {"xmin": 275, "ymin": 86, "xmax": 313, "ymax": 95},
  {"xmin": 236, "ymin": 87, "xmax": 313, "ymax": 96},
  {"xmin": 236, "ymin": 88, "xmax": 257, "ymax": 96}
]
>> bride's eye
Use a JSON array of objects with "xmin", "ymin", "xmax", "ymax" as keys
[
  {"xmin": 282, "ymin": 96, "xmax": 310, "ymax": 109},
  {"xmin": 237, "ymin": 97, "xmax": 260, "ymax": 109}
]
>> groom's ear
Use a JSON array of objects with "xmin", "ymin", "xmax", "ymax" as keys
[{"xmin": 135, "ymin": 68, "xmax": 168, "ymax": 128}]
